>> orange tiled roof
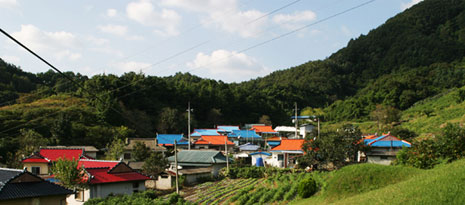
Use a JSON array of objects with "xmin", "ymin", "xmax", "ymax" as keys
[
  {"xmin": 251, "ymin": 125, "xmax": 277, "ymax": 133},
  {"xmin": 194, "ymin": 135, "xmax": 235, "ymax": 145},
  {"xmin": 271, "ymin": 139, "xmax": 304, "ymax": 151}
]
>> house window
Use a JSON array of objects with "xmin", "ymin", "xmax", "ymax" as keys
[
  {"xmin": 31, "ymin": 166, "xmax": 40, "ymax": 175},
  {"xmin": 75, "ymin": 189, "xmax": 84, "ymax": 201},
  {"xmin": 380, "ymin": 156, "xmax": 388, "ymax": 160},
  {"xmin": 278, "ymin": 154, "xmax": 284, "ymax": 161},
  {"xmin": 124, "ymin": 153, "xmax": 132, "ymax": 160}
]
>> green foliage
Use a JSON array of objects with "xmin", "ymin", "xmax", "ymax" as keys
[
  {"xmin": 142, "ymin": 152, "xmax": 168, "ymax": 177},
  {"xmin": 298, "ymin": 176, "xmax": 318, "ymax": 198},
  {"xmin": 50, "ymin": 158, "xmax": 85, "ymax": 189},
  {"xmin": 301, "ymin": 124, "xmax": 362, "ymax": 169},
  {"xmin": 105, "ymin": 138, "xmax": 125, "ymax": 160},
  {"xmin": 395, "ymin": 123, "xmax": 465, "ymax": 169},
  {"xmin": 132, "ymin": 141, "xmax": 151, "ymax": 162}
]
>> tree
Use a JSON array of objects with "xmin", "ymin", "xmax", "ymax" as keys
[
  {"xmin": 370, "ymin": 104, "xmax": 401, "ymax": 131},
  {"xmin": 105, "ymin": 138, "xmax": 125, "ymax": 160},
  {"xmin": 301, "ymin": 124, "xmax": 362, "ymax": 169},
  {"xmin": 7, "ymin": 129, "xmax": 49, "ymax": 168},
  {"xmin": 142, "ymin": 152, "xmax": 168, "ymax": 177},
  {"xmin": 132, "ymin": 141, "xmax": 151, "ymax": 162},
  {"xmin": 50, "ymin": 158, "xmax": 85, "ymax": 189},
  {"xmin": 258, "ymin": 115, "xmax": 272, "ymax": 125},
  {"xmin": 156, "ymin": 107, "xmax": 180, "ymax": 133}
]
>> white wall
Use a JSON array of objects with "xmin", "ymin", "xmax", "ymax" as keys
[
  {"xmin": 270, "ymin": 153, "xmax": 284, "ymax": 168},
  {"xmin": 367, "ymin": 156, "xmax": 395, "ymax": 165},
  {"xmin": 251, "ymin": 155, "xmax": 273, "ymax": 166},
  {"xmin": 90, "ymin": 181, "xmax": 146, "ymax": 199},
  {"xmin": 66, "ymin": 189, "xmax": 90, "ymax": 205}
]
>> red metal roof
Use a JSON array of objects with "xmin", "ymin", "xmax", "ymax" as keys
[
  {"xmin": 194, "ymin": 135, "xmax": 235, "ymax": 145},
  {"xmin": 78, "ymin": 159, "xmax": 119, "ymax": 169},
  {"xmin": 85, "ymin": 167, "xmax": 149, "ymax": 184},
  {"xmin": 39, "ymin": 148, "xmax": 83, "ymax": 161},
  {"xmin": 22, "ymin": 158, "xmax": 49, "ymax": 163},
  {"xmin": 271, "ymin": 139, "xmax": 305, "ymax": 151},
  {"xmin": 251, "ymin": 125, "xmax": 277, "ymax": 133}
]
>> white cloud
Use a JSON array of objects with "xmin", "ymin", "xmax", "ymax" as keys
[
  {"xmin": 0, "ymin": 0, "xmax": 18, "ymax": 8},
  {"xmin": 187, "ymin": 49, "xmax": 270, "ymax": 82},
  {"xmin": 161, "ymin": 0, "xmax": 236, "ymax": 13},
  {"xmin": 273, "ymin": 10, "xmax": 317, "ymax": 30},
  {"xmin": 1, "ymin": 55, "xmax": 20, "ymax": 64},
  {"xmin": 98, "ymin": 24, "xmax": 128, "ymax": 36},
  {"xmin": 114, "ymin": 61, "xmax": 151, "ymax": 74},
  {"xmin": 161, "ymin": 0, "xmax": 266, "ymax": 38},
  {"xmin": 11, "ymin": 24, "xmax": 81, "ymax": 61},
  {"xmin": 86, "ymin": 36, "xmax": 109, "ymax": 46},
  {"xmin": 106, "ymin": 8, "xmax": 117, "ymax": 17},
  {"xmin": 126, "ymin": 0, "xmax": 181, "ymax": 36},
  {"xmin": 401, "ymin": 0, "xmax": 423, "ymax": 10}
]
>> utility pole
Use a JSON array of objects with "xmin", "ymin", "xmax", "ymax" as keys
[
  {"xmin": 294, "ymin": 102, "xmax": 298, "ymax": 139},
  {"xmin": 317, "ymin": 117, "xmax": 320, "ymax": 139},
  {"xmin": 225, "ymin": 135, "xmax": 229, "ymax": 173},
  {"xmin": 174, "ymin": 140, "xmax": 179, "ymax": 194},
  {"xmin": 187, "ymin": 101, "xmax": 192, "ymax": 150}
]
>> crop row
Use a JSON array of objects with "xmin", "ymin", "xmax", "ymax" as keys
[{"xmin": 195, "ymin": 178, "xmax": 257, "ymax": 204}]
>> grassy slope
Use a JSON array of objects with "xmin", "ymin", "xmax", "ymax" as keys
[
  {"xmin": 322, "ymin": 86, "xmax": 465, "ymax": 136},
  {"xmin": 293, "ymin": 159, "xmax": 465, "ymax": 205},
  {"xmin": 399, "ymin": 87, "xmax": 465, "ymax": 136}
]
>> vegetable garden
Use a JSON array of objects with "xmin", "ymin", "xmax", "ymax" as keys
[{"xmin": 182, "ymin": 171, "xmax": 314, "ymax": 205}]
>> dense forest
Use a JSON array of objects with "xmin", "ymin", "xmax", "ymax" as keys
[{"xmin": 1, "ymin": 0, "xmax": 465, "ymax": 165}]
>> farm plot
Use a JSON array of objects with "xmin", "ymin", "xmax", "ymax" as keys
[{"xmin": 183, "ymin": 172, "xmax": 309, "ymax": 205}]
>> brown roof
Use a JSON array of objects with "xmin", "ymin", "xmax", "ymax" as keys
[
  {"xmin": 178, "ymin": 167, "xmax": 212, "ymax": 175},
  {"xmin": 125, "ymin": 138, "xmax": 166, "ymax": 152},
  {"xmin": 42, "ymin": 145, "xmax": 99, "ymax": 152}
]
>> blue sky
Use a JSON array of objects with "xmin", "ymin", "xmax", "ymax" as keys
[{"xmin": 0, "ymin": 0, "xmax": 423, "ymax": 82}]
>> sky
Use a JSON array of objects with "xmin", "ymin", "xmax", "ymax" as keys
[{"xmin": 0, "ymin": 0, "xmax": 423, "ymax": 83}]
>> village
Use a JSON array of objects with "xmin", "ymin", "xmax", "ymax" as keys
[{"xmin": 0, "ymin": 115, "xmax": 411, "ymax": 205}]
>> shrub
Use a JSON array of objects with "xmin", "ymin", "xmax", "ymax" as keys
[{"xmin": 298, "ymin": 176, "xmax": 318, "ymax": 198}]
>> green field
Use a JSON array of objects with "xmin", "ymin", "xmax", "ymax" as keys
[{"xmin": 293, "ymin": 159, "xmax": 465, "ymax": 204}]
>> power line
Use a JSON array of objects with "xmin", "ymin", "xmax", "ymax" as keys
[
  {"xmin": 0, "ymin": 28, "xmax": 156, "ymax": 137},
  {"xmin": 246, "ymin": 0, "xmax": 301, "ymax": 25},
  {"xmin": 186, "ymin": 0, "xmax": 376, "ymax": 74}
]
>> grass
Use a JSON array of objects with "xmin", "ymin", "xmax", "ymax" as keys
[{"xmin": 293, "ymin": 159, "xmax": 465, "ymax": 205}]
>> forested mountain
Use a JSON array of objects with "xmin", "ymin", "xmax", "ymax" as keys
[{"xmin": 1, "ymin": 0, "xmax": 465, "ymax": 165}]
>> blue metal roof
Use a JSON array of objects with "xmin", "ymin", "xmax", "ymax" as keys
[
  {"xmin": 217, "ymin": 125, "xmax": 240, "ymax": 133},
  {"xmin": 239, "ymin": 143, "xmax": 260, "ymax": 151},
  {"xmin": 364, "ymin": 135, "xmax": 411, "ymax": 147},
  {"xmin": 157, "ymin": 134, "xmax": 188, "ymax": 145},
  {"xmin": 191, "ymin": 129, "xmax": 221, "ymax": 137},
  {"xmin": 291, "ymin": 115, "xmax": 315, "ymax": 119},
  {"xmin": 250, "ymin": 152, "xmax": 271, "ymax": 156},
  {"xmin": 228, "ymin": 130, "xmax": 261, "ymax": 138},
  {"xmin": 267, "ymin": 141, "xmax": 281, "ymax": 146}
]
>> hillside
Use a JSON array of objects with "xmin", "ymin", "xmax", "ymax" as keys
[{"xmin": 294, "ymin": 159, "xmax": 465, "ymax": 204}]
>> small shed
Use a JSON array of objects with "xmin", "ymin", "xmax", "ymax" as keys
[{"xmin": 250, "ymin": 152, "xmax": 272, "ymax": 167}]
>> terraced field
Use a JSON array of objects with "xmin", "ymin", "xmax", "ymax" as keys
[{"xmin": 182, "ymin": 172, "xmax": 309, "ymax": 205}]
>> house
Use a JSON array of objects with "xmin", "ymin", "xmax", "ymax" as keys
[
  {"xmin": 22, "ymin": 148, "xmax": 90, "ymax": 177},
  {"xmin": 122, "ymin": 138, "xmax": 167, "ymax": 161},
  {"xmin": 190, "ymin": 129, "xmax": 221, "ymax": 141},
  {"xmin": 193, "ymin": 135, "xmax": 234, "ymax": 152},
  {"xmin": 233, "ymin": 143, "xmax": 261, "ymax": 164},
  {"xmin": 155, "ymin": 171, "xmax": 176, "ymax": 190},
  {"xmin": 67, "ymin": 159, "xmax": 149, "ymax": 205},
  {"xmin": 274, "ymin": 125, "xmax": 315, "ymax": 139},
  {"xmin": 0, "ymin": 167, "xmax": 73, "ymax": 205},
  {"xmin": 363, "ymin": 134, "xmax": 411, "ymax": 165},
  {"xmin": 250, "ymin": 125, "xmax": 278, "ymax": 136},
  {"xmin": 270, "ymin": 139, "xmax": 305, "ymax": 168},
  {"xmin": 266, "ymin": 136, "xmax": 285, "ymax": 148},
  {"xmin": 156, "ymin": 134, "xmax": 189, "ymax": 148},
  {"xmin": 250, "ymin": 152, "xmax": 272, "ymax": 167},
  {"xmin": 228, "ymin": 130, "xmax": 262, "ymax": 145},
  {"xmin": 167, "ymin": 150, "xmax": 228, "ymax": 184},
  {"xmin": 216, "ymin": 125, "xmax": 240, "ymax": 134},
  {"xmin": 42, "ymin": 146, "xmax": 99, "ymax": 159}
]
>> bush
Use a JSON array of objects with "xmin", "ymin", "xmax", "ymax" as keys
[{"xmin": 298, "ymin": 177, "xmax": 318, "ymax": 198}]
